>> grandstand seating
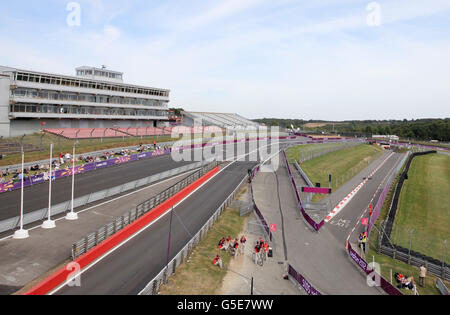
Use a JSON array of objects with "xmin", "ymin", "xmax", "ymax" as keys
[
  {"xmin": 44, "ymin": 128, "xmax": 129, "ymax": 139},
  {"xmin": 44, "ymin": 126, "xmax": 224, "ymax": 140},
  {"xmin": 183, "ymin": 112, "xmax": 260, "ymax": 129}
]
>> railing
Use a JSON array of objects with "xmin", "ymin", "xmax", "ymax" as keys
[
  {"xmin": 0, "ymin": 161, "xmax": 206, "ymax": 234},
  {"xmin": 139, "ymin": 165, "xmax": 248, "ymax": 295}
]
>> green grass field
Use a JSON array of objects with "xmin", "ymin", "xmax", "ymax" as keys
[
  {"xmin": 293, "ymin": 144, "xmax": 384, "ymax": 201},
  {"xmin": 392, "ymin": 153, "xmax": 450, "ymax": 262}
]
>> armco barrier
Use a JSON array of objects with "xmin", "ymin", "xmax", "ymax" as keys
[
  {"xmin": 347, "ymin": 243, "xmax": 402, "ymax": 295},
  {"xmin": 24, "ymin": 165, "xmax": 219, "ymax": 295},
  {"xmin": 288, "ymin": 265, "xmax": 322, "ymax": 295},
  {"xmin": 282, "ymin": 150, "xmax": 324, "ymax": 232}
]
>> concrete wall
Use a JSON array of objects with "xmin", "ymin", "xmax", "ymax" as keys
[{"xmin": 0, "ymin": 74, "xmax": 11, "ymax": 138}]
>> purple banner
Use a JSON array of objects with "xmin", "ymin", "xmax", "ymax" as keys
[
  {"xmin": 347, "ymin": 243, "xmax": 402, "ymax": 295},
  {"xmin": 302, "ymin": 187, "xmax": 332, "ymax": 194},
  {"xmin": 0, "ymin": 149, "xmax": 171, "ymax": 195},
  {"xmin": 288, "ymin": 265, "xmax": 322, "ymax": 295}
]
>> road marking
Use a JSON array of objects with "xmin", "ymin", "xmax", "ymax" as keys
[{"xmin": 324, "ymin": 152, "xmax": 394, "ymax": 223}]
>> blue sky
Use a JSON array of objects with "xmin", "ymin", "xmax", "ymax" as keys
[{"xmin": 1, "ymin": 0, "xmax": 449, "ymax": 120}]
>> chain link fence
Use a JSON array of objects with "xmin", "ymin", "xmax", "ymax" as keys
[
  {"xmin": 138, "ymin": 170, "xmax": 248, "ymax": 295},
  {"xmin": 71, "ymin": 161, "xmax": 218, "ymax": 260}
]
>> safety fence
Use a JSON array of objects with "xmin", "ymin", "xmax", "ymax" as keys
[
  {"xmin": 346, "ymin": 243, "xmax": 403, "ymax": 295},
  {"xmin": 293, "ymin": 160, "xmax": 313, "ymax": 205},
  {"xmin": 287, "ymin": 265, "xmax": 322, "ymax": 295},
  {"xmin": 139, "ymin": 167, "xmax": 249, "ymax": 295},
  {"xmin": 282, "ymin": 150, "xmax": 324, "ymax": 232},
  {"xmin": 289, "ymin": 141, "xmax": 363, "ymax": 164},
  {"xmin": 379, "ymin": 150, "xmax": 450, "ymax": 280},
  {"xmin": 0, "ymin": 161, "xmax": 207, "ymax": 234},
  {"xmin": 71, "ymin": 161, "xmax": 218, "ymax": 260}
]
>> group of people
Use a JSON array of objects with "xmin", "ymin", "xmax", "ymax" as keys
[
  {"xmin": 253, "ymin": 237, "xmax": 270, "ymax": 265},
  {"xmin": 212, "ymin": 235, "xmax": 247, "ymax": 269},
  {"xmin": 395, "ymin": 264, "xmax": 427, "ymax": 292},
  {"xmin": 0, "ymin": 142, "xmax": 170, "ymax": 184}
]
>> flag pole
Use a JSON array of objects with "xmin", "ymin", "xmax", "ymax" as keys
[
  {"xmin": 13, "ymin": 149, "xmax": 29, "ymax": 239},
  {"xmin": 66, "ymin": 142, "xmax": 78, "ymax": 220},
  {"xmin": 42, "ymin": 143, "xmax": 56, "ymax": 229}
]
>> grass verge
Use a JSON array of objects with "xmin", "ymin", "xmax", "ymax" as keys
[
  {"xmin": 299, "ymin": 144, "xmax": 384, "ymax": 201},
  {"xmin": 392, "ymin": 153, "xmax": 450, "ymax": 261}
]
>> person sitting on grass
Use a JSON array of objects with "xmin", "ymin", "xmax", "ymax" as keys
[
  {"xmin": 212, "ymin": 255, "xmax": 223, "ymax": 269},
  {"xmin": 218, "ymin": 237, "xmax": 225, "ymax": 250},
  {"xmin": 395, "ymin": 273, "xmax": 415, "ymax": 290}
]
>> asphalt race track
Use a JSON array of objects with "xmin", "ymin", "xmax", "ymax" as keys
[
  {"xmin": 55, "ymin": 161, "xmax": 257, "ymax": 295},
  {"xmin": 0, "ymin": 154, "xmax": 195, "ymax": 221},
  {"xmin": 0, "ymin": 138, "xmax": 302, "ymax": 222}
]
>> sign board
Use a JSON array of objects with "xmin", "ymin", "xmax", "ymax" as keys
[{"xmin": 301, "ymin": 187, "xmax": 332, "ymax": 194}]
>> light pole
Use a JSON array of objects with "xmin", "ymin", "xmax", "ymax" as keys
[
  {"xmin": 13, "ymin": 149, "xmax": 29, "ymax": 239},
  {"xmin": 66, "ymin": 141, "xmax": 79, "ymax": 221},
  {"xmin": 42, "ymin": 143, "xmax": 56, "ymax": 229}
]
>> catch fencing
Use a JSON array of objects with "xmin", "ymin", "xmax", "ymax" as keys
[
  {"xmin": 138, "ymin": 166, "xmax": 249, "ymax": 295},
  {"xmin": 71, "ymin": 161, "xmax": 218, "ymax": 260},
  {"xmin": 0, "ymin": 161, "xmax": 207, "ymax": 234}
]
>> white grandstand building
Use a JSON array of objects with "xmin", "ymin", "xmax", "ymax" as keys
[
  {"xmin": 182, "ymin": 111, "xmax": 261, "ymax": 131},
  {"xmin": 0, "ymin": 65, "xmax": 170, "ymax": 137}
]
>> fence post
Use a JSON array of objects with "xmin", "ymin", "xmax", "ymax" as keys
[
  {"xmin": 443, "ymin": 240, "xmax": 447, "ymax": 279},
  {"xmin": 408, "ymin": 229, "xmax": 414, "ymax": 265}
]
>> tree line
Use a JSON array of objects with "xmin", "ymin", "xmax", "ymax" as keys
[{"xmin": 253, "ymin": 118, "xmax": 450, "ymax": 142}]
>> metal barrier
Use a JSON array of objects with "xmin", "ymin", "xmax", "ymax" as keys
[
  {"xmin": 71, "ymin": 161, "xmax": 218, "ymax": 260},
  {"xmin": 139, "ymin": 168, "xmax": 249, "ymax": 295},
  {"xmin": 0, "ymin": 161, "xmax": 207, "ymax": 234},
  {"xmin": 435, "ymin": 278, "xmax": 449, "ymax": 295}
]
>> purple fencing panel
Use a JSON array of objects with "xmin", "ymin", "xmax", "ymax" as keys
[
  {"xmin": 253, "ymin": 203, "xmax": 273, "ymax": 242},
  {"xmin": 347, "ymin": 243, "xmax": 402, "ymax": 295},
  {"xmin": 288, "ymin": 265, "xmax": 322, "ymax": 295}
]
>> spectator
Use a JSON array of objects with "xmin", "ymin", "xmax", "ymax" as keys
[
  {"xmin": 232, "ymin": 239, "xmax": 239, "ymax": 259},
  {"xmin": 240, "ymin": 235, "xmax": 247, "ymax": 254},
  {"xmin": 212, "ymin": 255, "xmax": 223, "ymax": 269},
  {"xmin": 419, "ymin": 265, "xmax": 427, "ymax": 287},
  {"xmin": 218, "ymin": 237, "xmax": 225, "ymax": 251}
]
